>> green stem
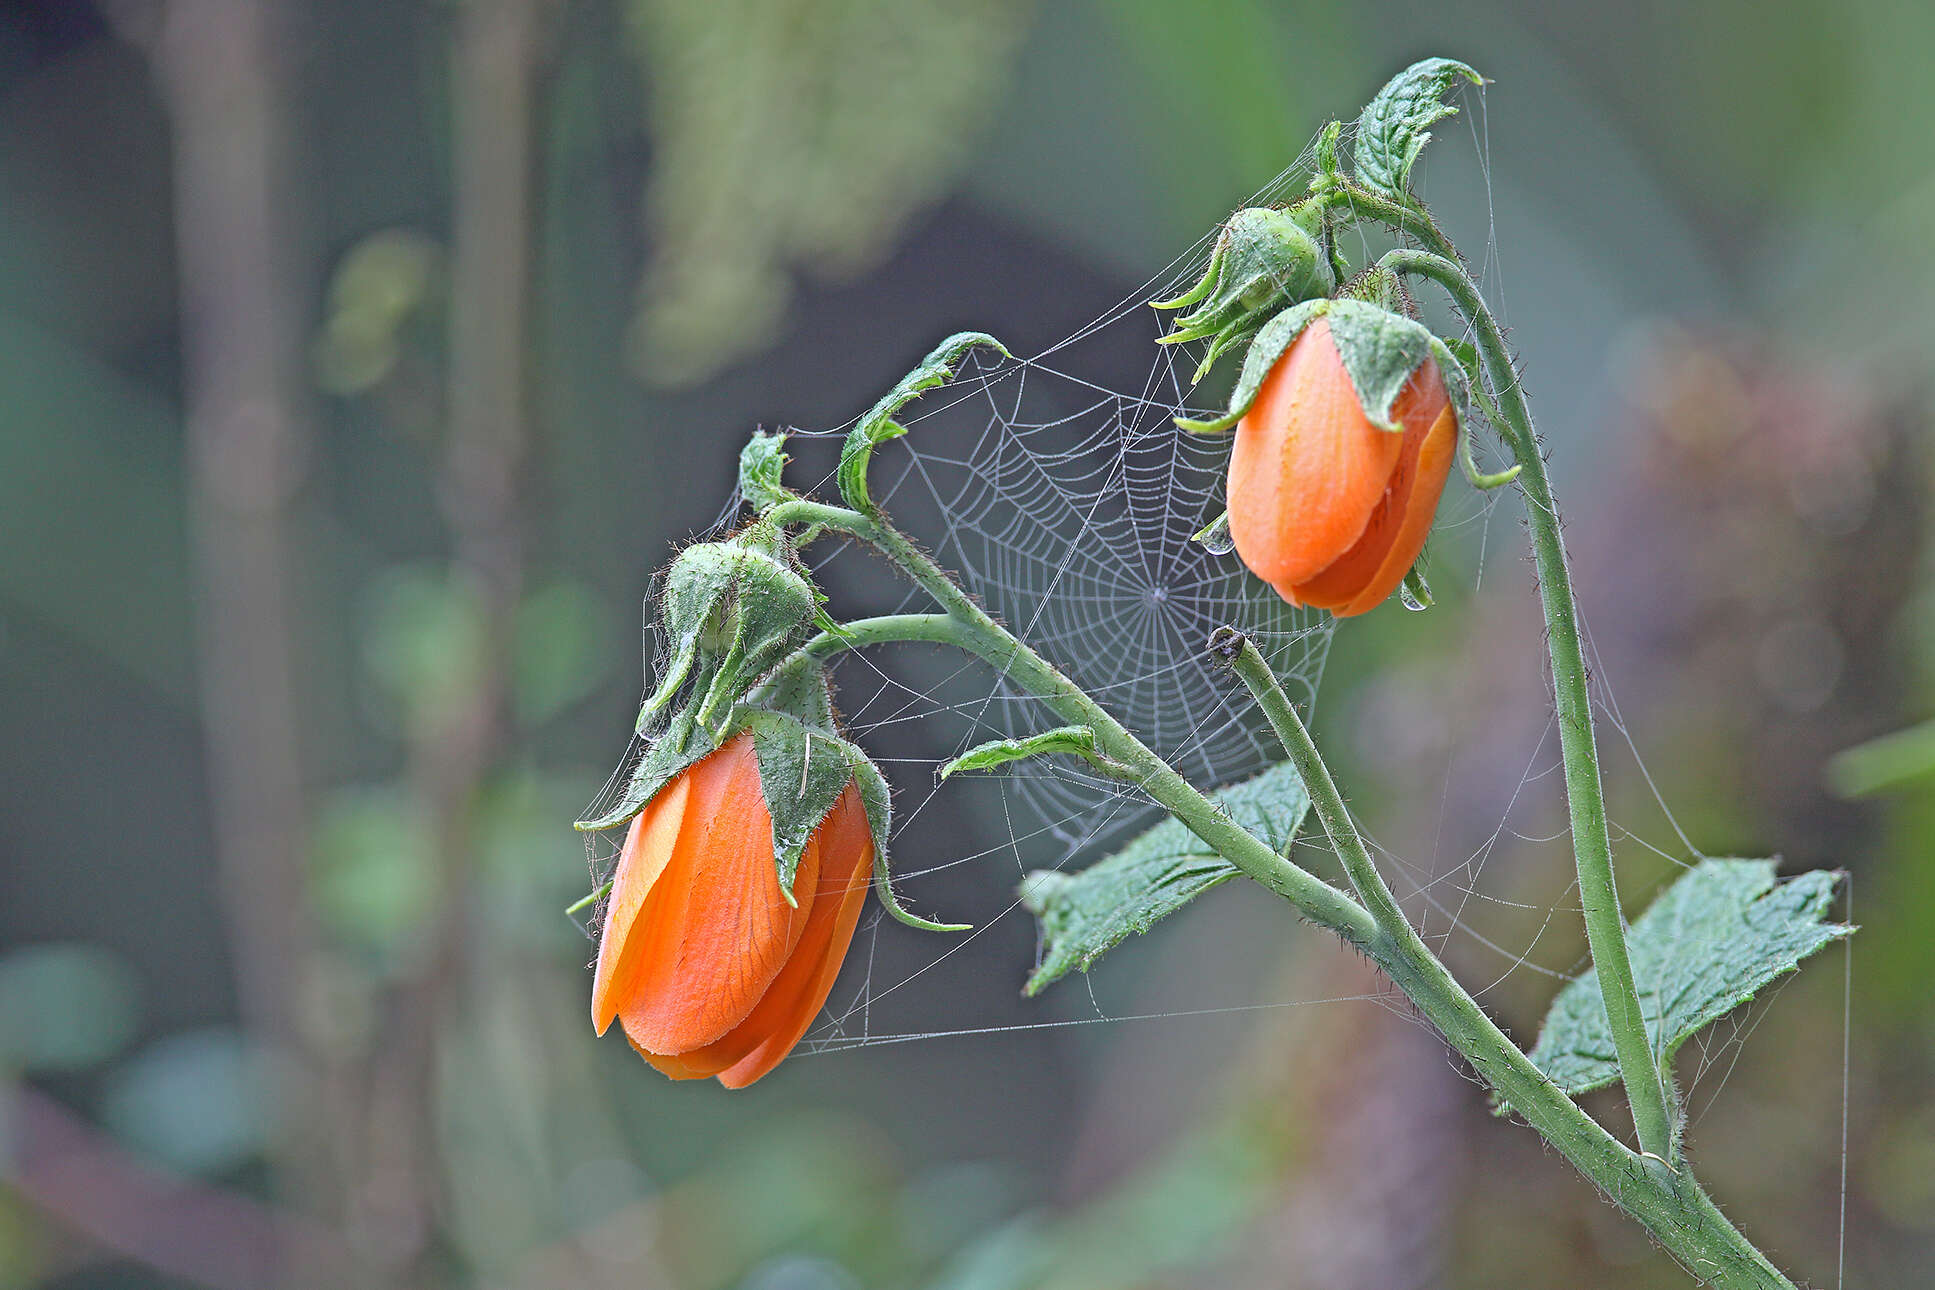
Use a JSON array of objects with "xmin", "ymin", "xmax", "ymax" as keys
[
  {"xmin": 1298, "ymin": 181, "xmax": 1462, "ymax": 266},
  {"xmin": 802, "ymin": 613, "xmax": 961, "ymax": 658},
  {"xmin": 777, "ymin": 509, "xmax": 1792, "ymax": 1288},
  {"xmin": 764, "ymin": 500, "xmax": 1379, "ymax": 947},
  {"xmin": 1379, "ymin": 247, "xmax": 1676, "ymax": 1164}
]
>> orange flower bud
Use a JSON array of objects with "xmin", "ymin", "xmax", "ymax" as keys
[
  {"xmin": 590, "ymin": 731, "xmax": 872, "ymax": 1088},
  {"xmin": 1226, "ymin": 316, "xmax": 1456, "ymax": 617}
]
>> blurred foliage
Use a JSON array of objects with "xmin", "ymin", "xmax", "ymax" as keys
[{"xmin": 624, "ymin": 0, "xmax": 1033, "ymax": 386}]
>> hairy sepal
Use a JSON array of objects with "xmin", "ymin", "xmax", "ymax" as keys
[
  {"xmin": 1174, "ymin": 297, "xmax": 1439, "ymax": 436},
  {"xmin": 837, "ymin": 332, "xmax": 1010, "ymax": 516},
  {"xmin": 1351, "ymin": 57, "xmax": 1484, "ymax": 201},
  {"xmin": 853, "ymin": 755, "xmax": 970, "ymax": 933},
  {"xmin": 575, "ymin": 706, "xmax": 716, "ymax": 832},
  {"xmin": 743, "ymin": 708, "xmax": 865, "ymax": 903},
  {"xmin": 1020, "ymin": 761, "xmax": 1310, "ymax": 995},
  {"xmin": 738, "ymin": 429, "xmax": 795, "ymax": 513},
  {"xmin": 1174, "ymin": 299, "xmax": 1327, "ymax": 434}
]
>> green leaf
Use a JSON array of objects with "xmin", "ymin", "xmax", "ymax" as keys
[
  {"xmin": 1527, "ymin": 859, "xmax": 1852, "ymax": 1098},
  {"xmin": 1020, "ymin": 761, "xmax": 1310, "ymax": 995},
  {"xmin": 1351, "ymin": 57, "xmax": 1483, "ymax": 201},
  {"xmin": 744, "ymin": 709, "xmax": 862, "ymax": 901},
  {"xmin": 837, "ymin": 332, "xmax": 1009, "ymax": 515},
  {"xmin": 738, "ymin": 429, "xmax": 795, "ymax": 513},
  {"xmin": 939, "ymin": 726, "xmax": 1102, "ymax": 780}
]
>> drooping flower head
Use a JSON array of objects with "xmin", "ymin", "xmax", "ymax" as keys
[
  {"xmin": 591, "ymin": 732, "xmax": 873, "ymax": 1087},
  {"xmin": 1172, "ymin": 289, "xmax": 1503, "ymax": 617}
]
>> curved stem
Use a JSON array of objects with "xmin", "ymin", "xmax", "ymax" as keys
[
  {"xmin": 1379, "ymin": 247, "xmax": 1675, "ymax": 1164},
  {"xmin": 785, "ymin": 519, "xmax": 1793, "ymax": 1288},
  {"xmin": 767, "ymin": 499, "xmax": 1379, "ymax": 948},
  {"xmin": 802, "ymin": 613, "xmax": 961, "ymax": 658}
]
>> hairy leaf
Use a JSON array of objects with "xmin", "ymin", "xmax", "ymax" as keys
[
  {"xmin": 1020, "ymin": 761, "xmax": 1310, "ymax": 995},
  {"xmin": 1527, "ymin": 859, "xmax": 1852, "ymax": 1097},
  {"xmin": 1352, "ymin": 57, "xmax": 1482, "ymax": 200}
]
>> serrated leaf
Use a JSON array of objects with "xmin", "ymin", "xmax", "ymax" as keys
[
  {"xmin": 1020, "ymin": 761, "xmax": 1310, "ymax": 995},
  {"xmin": 745, "ymin": 709, "xmax": 861, "ymax": 899},
  {"xmin": 1527, "ymin": 859, "xmax": 1852, "ymax": 1097},
  {"xmin": 837, "ymin": 332, "xmax": 1010, "ymax": 515},
  {"xmin": 1352, "ymin": 57, "xmax": 1483, "ymax": 200},
  {"xmin": 939, "ymin": 726, "xmax": 1099, "ymax": 779}
]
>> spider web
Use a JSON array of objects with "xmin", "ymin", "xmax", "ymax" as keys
[{"xmin": 583, "ymin": 99, "xmax": 1849, "ymax": 1217}]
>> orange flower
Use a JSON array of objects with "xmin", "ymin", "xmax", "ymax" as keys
[
  {"xmin": 1226, "ymin": 316, "xmax": 1456, "ymax": 617},
  {"xmin": 590, "ymin": 731, "xmax": 873, "ymax": 1088}
]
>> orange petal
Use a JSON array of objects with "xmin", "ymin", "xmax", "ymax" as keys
[
  {"xmin": 716, "ymin": 785, "xmax": 874, "ymax": 1088},
  {"xmin": 1293, "ymin": 400, "xmax": 1456, "ymax": 617},
  {"xmin": 1228, "ymin": 317, "xmax": 1405, "ymax": 588},
  {"xmin": 624, "ymin": 783, "xmax": 874, "ymax": 1088},
  {"xmin": 617, "ymin": 733, "xmax": 819, "ymax": 1053},
  {"xmin": 590, "ymin": 772, "xmax": 692, "ymax": 1036},
  {"xmin": 1288, "ymin": 362, "xmax": 1453, "ymax": 612}
]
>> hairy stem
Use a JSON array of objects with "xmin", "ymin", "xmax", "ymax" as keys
[
  {"xmin": 764, "ymin": 500, "xmax": 1376, "ymax": 943},
  {"xmin": 766, "ymin": 499, "xmax": 1794, "ymax": 1288},
  {"xmin": 1377, "ymin": 248, "xmax": 1675, "ymax": 1163}
]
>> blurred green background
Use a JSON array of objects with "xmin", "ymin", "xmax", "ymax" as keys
[{"xmin": 3, "ymin": 1, "xmax": 1933, "ymax": 1287}]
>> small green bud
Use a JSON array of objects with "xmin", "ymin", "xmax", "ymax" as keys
[
  {"xmin": 645, "ymin": 524, "xmax": 819, "ymax": 734},
  {"xmin": 1152, "ymin": 207, "xmax": 1336, "ymax": 380}
]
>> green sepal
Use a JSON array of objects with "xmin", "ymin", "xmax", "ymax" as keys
[
  {"xmin": 574, "ymin": 705, "xmax": 717, "ymax": 832},
  {"xmin": 745, "ymin": 651, "xmax": 837, "ymax": 731},
  {"xmin": 938, "ymin": 726, "xmax": 1110, "ymax": 780},
  {"xmin": 852, "ymin": 754, "xmax": 970, "ymax": 933},
  {"xmin": 647, "ymin": 525, "xmax": 820, "ymax": 735},
  {"xmin": 1322, "ymin": 298, "xmax": 1439, "ymax": 432},
  {"xmin": 1312, "ymin": 119, "xmax": 1344, "ymax": 190},
  {"xmin": 837, "ymin": 332, "xmax": 1010, "ymax": 516},
  {"xmin": 1425, "ymin": 336, "xmax": 1519, "ymax": 491},
  {"xmin": 1152, "ymin": 208, "xmax": 1334, "ymax": 376},
  {"xmin": 743, "ymin": 709, "xmax": 864, "ymax": 904},
  {"xmin": 1173, "ymin": 298, "xmax": 1327, "ymax": 433},
  {"xmin": 1351, "ymin": 57, "xmax": 1484, "ymax": 201},
  {"xmin": 1020, "ymin": 761, "xmax": 1310, "ymax": 995},
  {"xmin": 1521, "ymin": 859, "xmax": 1852, "ymax": 1103},
  {"xmin": 738, "ymin": 430, "xmax": 795, "ymax": 514}
]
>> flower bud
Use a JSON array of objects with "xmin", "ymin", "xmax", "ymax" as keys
[
  {"xmin": 1153, "ymin": 207, "xmax": 1335, "ymax": 377},
  {"xmin": 1227, "ymin": 314, "xmax": 1455, "ymax": 616},
  {"xmin": 645, "ymin": 524, "xmax": 818, "ymax": 733},
  {"xmin": 591, "ymin": 732, "xmax": 873, "ymax": 1088}
]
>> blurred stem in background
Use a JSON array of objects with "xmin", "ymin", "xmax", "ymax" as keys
[{"xmin": 147, "ymin": 2, "xmax": 335, "ymax": 1280}]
